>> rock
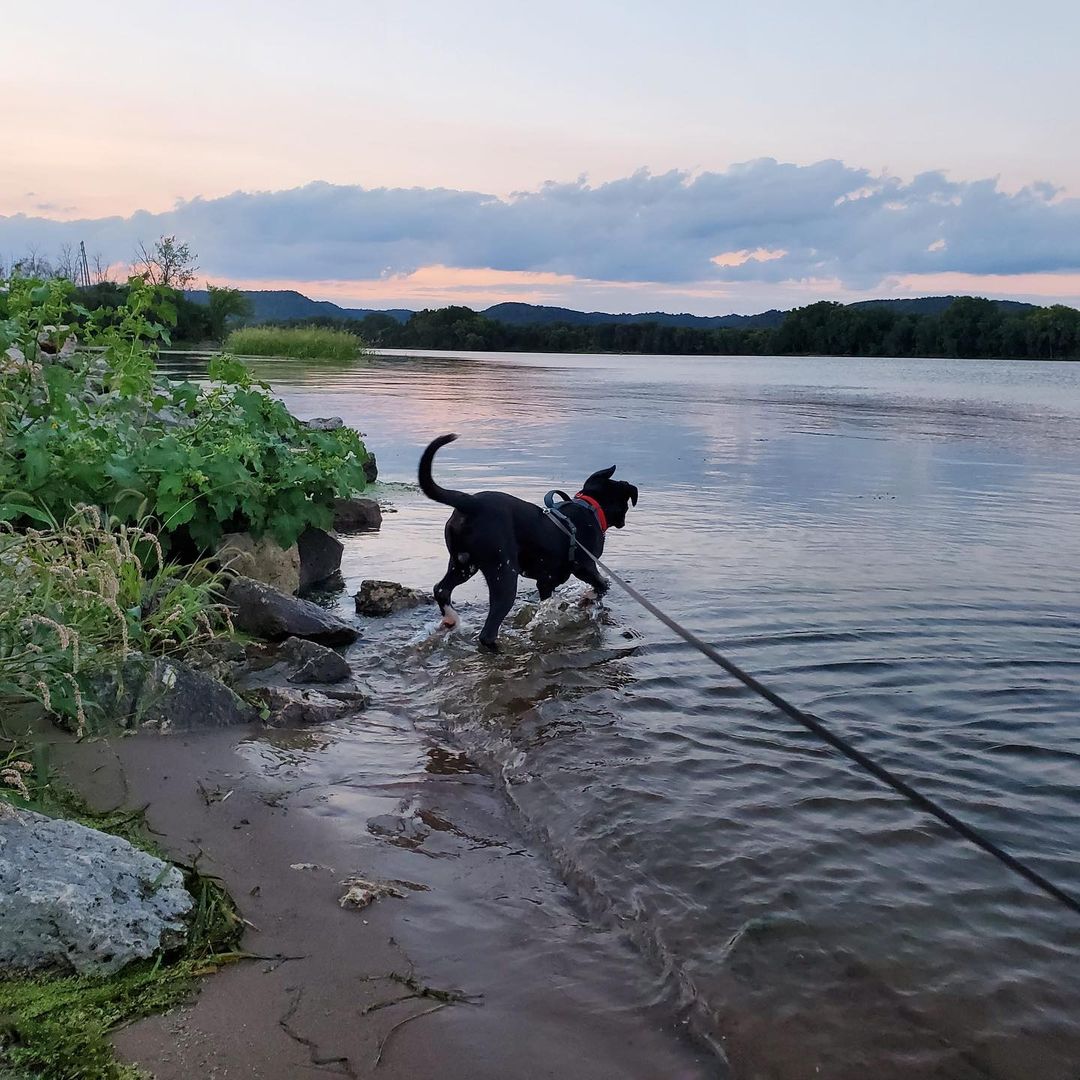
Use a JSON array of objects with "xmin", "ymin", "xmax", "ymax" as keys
[
  {"xmin": 279, "ymin": 637, "xmax": 351, "ymax": 684},
  {"xmin": 216, "ymin": 532, "xmax": 301, "ymax": 595},
  {"xmin": 93, "ymin": 655, "xmax": 259, "ymax": 732},
  {"xmin": 338, "ymin": 876, "xmax": 409, "ymax": 910},
  {"xmin": 0, "ymin": 808, "xmax": 192, "ymax": 976},
  {"xmin": 304, "ymin": 416, "xmax": 344, "ymax": 431},
  {"xmin": 363, "ymin": 453, "xmax": 378, "ymax": 484},
  {"xmin": 332, "ymin": 497, "xmax": 383, "ymax": 532},
  {"xmin": 182, "ymin": 639, "xmax": 250, "ymax": 685},
  {"xmin": 228, "ymin": 576, "xmax": 359, "ymax": 645},
  {"xmin": 297, "ymin": 527, "xmax": 344, "ymax": 592},
  {"xmin": 367, "ymin": 813, "xmax": 431, "ymax": 848},
  {"xmin": 354, "ymin": 580, "xmax": 430, "ymax": 617},
  {"xmin": 247, "ymin": 685, "xmax": 365, "ymax": 726}
]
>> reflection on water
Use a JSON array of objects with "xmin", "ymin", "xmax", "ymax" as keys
[{"xmin": 164, "ymin": 350, "xmax": 1080, "ymax": 1078}]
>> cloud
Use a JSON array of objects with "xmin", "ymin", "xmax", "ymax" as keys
[{"xmin": 2, "ymin": 159, "xmax": 1079, "ymax": 292}]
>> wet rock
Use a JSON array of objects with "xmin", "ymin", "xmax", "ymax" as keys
[
  {"xmin": 332, "ymin": 497, "xmax": 383, "ymax": 532},
  {"xmin": 363, "ymin": 453, "xmax": 378, "ymax": 484},
  {"xmin": 367, "ymin": 813, "xmax": 432, "ymax": 848},
  {"xmin": 354, "ymin": 579, "xmax": 430, "ymax": 616},
  {"xmin": 0, "ymin": 808, "xmax": 192, "ymax": 976},
  {"xmin": 92, "ymin": 655, "xmax": 258, "ymax": 732},
  {"xmin": 247, "ymin": 685, "xmax": 366, "ymax": 726},
  {"xmin": 297, "ymin": 526, "xmax": 344, "ymax": 592},
  {"xmin": 304, "ymin": 416, "xmax": 344, "ymax": 431},
  {"xmin": 228, "ymin": 576, "xmax": 359, "ymax": 645},
  {"xmin": 280, "ymin": 637, "xmax": 351, "ymax": 684},
  {"xmin": 216, "ymin": 532, "xmax": 300, "ymax": 595}
]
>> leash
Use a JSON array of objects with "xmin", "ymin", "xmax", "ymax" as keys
[{"xmin": 541, "ymin": 505, "xmax": 1080, "ymax": 919}]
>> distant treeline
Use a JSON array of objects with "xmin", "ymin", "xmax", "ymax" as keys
[{"xmin": 280, "ymin": 298, "xmax": 1080, "ymax": 360}]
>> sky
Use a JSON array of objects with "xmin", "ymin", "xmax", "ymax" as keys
[{"xmin": 2, "ymin": 0, "xmax": 1079, "ymax": 314}]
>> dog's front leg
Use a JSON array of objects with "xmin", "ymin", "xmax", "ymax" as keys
[{"xmin": 572, "ymin": 562, "xmax": 609, "ymax": 603}]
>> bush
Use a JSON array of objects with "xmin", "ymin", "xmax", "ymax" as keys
[
  {"xmin": 0, "ymin": 276, "xmax": 374, "ymax": 552},
  {"xmin": 225, "ymin": 325, "xmax": 364, "ymax": 361}
]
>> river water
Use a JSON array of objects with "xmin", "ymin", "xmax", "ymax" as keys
[{"xmin": 175, "ymin": 350, "xmax": 1080, "ymax": 1078}]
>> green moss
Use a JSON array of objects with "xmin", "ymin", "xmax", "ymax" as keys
[{"xmin": 0, "ymin": 772, "xmax": 245, "ymax": 1080}]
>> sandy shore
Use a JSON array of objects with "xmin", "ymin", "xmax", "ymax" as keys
[{"xmin": 49, "ymin": 703, "xmax": 717, "ymax": 1079}]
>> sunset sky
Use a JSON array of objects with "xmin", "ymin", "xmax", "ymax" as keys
[{"xmin": 3, "ymin": 0, "xmax": 1079, "ymax": 314}]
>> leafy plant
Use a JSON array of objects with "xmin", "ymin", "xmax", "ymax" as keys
[{"xmin": 0, "ymin": 275, "xmax": 374, "ymax": 551}]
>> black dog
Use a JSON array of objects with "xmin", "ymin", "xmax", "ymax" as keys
[{"xmin": 418, "ymin": 433, "xmax": 639, "ymax": 649}]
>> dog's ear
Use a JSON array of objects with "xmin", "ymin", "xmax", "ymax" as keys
[
  {"xmin": 626, "ymin": 483, "xmax": 639, "ymax": 506},
  {"xmin": 586, "ymin": 466, "xmax": 617, "ymax": 485}
]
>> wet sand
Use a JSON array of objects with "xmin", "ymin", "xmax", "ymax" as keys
[{"xmin": 49, "ymin": 709, "xmax": 716, "ymax": 1079}]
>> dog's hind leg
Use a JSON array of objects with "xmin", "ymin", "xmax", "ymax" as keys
[
  {"xmin": 434, "ymin": 555, "xmax": 476, "ymax": 628},
  {"xmin": 478, "ymin": 565, "xmax": 519, "ymax": 650}
]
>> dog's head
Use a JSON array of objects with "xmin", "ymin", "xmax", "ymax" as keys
[{"xmin": 581, "ymin": 465, "xmax": 639, "ymax": 529}]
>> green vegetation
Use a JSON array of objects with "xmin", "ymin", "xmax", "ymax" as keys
[
  {"xmin": 224, "ymin": 324, "xmax": 365, "ymax": 361},
  {"xmin": 0, "ymin": 511, "xmax": 231, "ymax": 734},
  {"xmin": 0, "ymin": 276, "xmax": 374, "ymax": 553},
  {"xmin": 291, "ymin": 296, "xmax": 1080, "ymax": 360},
  {"xmin": 0, "ymin": 759, "xmax": 244, "ymax": 1080},
  {"xmin": 205, "ymin": 285, "xmax": 253, "ymax": 340}
]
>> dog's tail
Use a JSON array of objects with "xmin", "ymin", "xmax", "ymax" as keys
[{"xmin": 418, "ymin": 434, "xmax": 479, "ymax": 513}]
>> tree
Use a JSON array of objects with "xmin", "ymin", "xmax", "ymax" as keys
[
  {"xmin": 206, "ymin": 284, "xmax": 253, "ymax": 340},
  {"xmin": 134, "ymin": 235, "xmax": 199, "ymax": 288}
]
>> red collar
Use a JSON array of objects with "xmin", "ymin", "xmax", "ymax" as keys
[{"xmin": 574, "ymin": 493, "xmax": 608, "ymax": 532}]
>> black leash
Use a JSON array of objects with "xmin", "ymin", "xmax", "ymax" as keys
[{"xmin": 542, "ymin": 506, "xmax": 1080, "ymax": 919}]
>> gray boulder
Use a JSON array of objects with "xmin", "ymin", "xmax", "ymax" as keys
[
  {"xmin": 297, "ymin": 526, "xmax": 344, "ymax": 591},
  {"xmin": 236, "ymin": 637, "xmax": 351, "ymax": 686},
  {"xmin": 93, "ymin": 655, "xmax": 258, "ymax": 732},
  {"xmin": 228, "ymin": 576, "xmax": 359, "ymax": 645},
  {"xmin": 332, "ymin": 497, "xmax": 383, "ymax": 532},
  {"xmin": 281, "ymin": 637, "xmax": 351, "ymax": 683},
  {"xmin": 304, "ymin": 416, "xmax": 344, "ymax": 431},
  {"xmin": 354, "ymin": 580, "xmax": 430, "ymax": 617},
  {"xmin": 216, "ymin": 532, "xmax": 301, "ymax": 595},
  {"xmin": 0, "ymin": 809, "xmax": 192, "ymax": 975},
  {"xmin": 248, "ymin": 685, "xmax": 367, "ymax": 726}
]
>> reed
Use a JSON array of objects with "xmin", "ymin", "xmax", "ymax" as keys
[{"xmin": 224, "ymin": 325, "xmax": 365, "ymax": 361}]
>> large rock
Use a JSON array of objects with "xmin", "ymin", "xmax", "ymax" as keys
[
  {"xmin": 228, "ymin": 576, "xmax": 359, "ymax": 645},
  {"xmin": 94, "ymin": 655, "xmax": 258, "ymax": 732},
  {"xmin": 363, "ymin": 454, "xmax": 378, "ymax": 484},
  {"xmin": 248, "ymin": 685, "xmax": 367, "ymax": 726},
  {"xmin": 216, "ymin": 532, "xmax": 301, "ymax": 595},
  {"xmin": 354, "ymin": 580, "xmax": 430, "ymax": 616},
  {"xmin": 236, "ymin": 637, "xmax": 351, "ymax": 685},
  {"xmin": 304, "ymin": 416, "xmax": 344, "ymax": 431},
  {"xmin": 333, "ymin": 497, "xmax": 383, "ymax": 532},
  {"xmin": 297, "ymin": 526, "xmax": 344, "ymax": 591},
  {"xmin": 0, "ymin": 809, "xmax": 192, "ymax": 975}
]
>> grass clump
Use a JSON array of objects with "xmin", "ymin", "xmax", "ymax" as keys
[
  {"xmin": 0, "ymin": 509, "xmax": 232, "ymax": 734},
  {"xmin": 224, "ymin": 325, "xmax": 365, "ymax": 361}
]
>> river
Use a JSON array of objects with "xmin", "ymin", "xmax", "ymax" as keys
[{"xmin": 170, "ymin": 349, "xmax": 1080, "ymax": 1078}]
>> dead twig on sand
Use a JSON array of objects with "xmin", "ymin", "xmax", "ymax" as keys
[{"xmin": 362, "ymin": 971, "xmax": 482, "ymax": 1069}]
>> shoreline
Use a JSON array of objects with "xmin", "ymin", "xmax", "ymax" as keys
[{"xmin": 46, "ymin": 665, "xmax": 716, "ymax": 1078}]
